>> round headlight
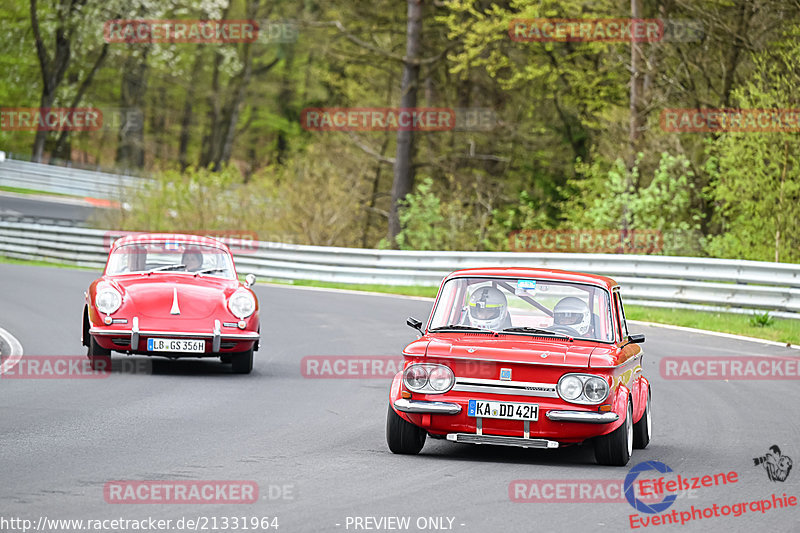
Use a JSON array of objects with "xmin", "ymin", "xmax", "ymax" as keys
[
  {"xmin": 583, "ymin": 377, "xmax": 609, "ymax": 402},
  {"xmin": 404, "ymin": 365, "xmax": 428, "ymax": 390},
  {"xmin": 428, "ymin": 366, "xmax": 454, "ymax": 392},
  {"xmin": 228, "ymin": 290, "xmax": 255, "ymax": 319},
  {"xmin": 558, "ymin": 375, "xmax": 583, "ymax": 400},
  {"xmin": 95, "ymin": 288, "xmax": 122, "ymax": 315}
]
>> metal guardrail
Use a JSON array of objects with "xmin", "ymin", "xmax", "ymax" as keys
[
  {"xmin": 0, "ymin": 156, "xmax": 142, "ymax": 199},
  {"xmin": 1, "ymin": 221, "xmax": 799, "ymax": 319}
]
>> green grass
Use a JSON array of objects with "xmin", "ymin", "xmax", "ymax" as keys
[
  {"xmin": 0, "ymin": 255, "xmax": 97, "ymax": 270},
  {"xmin": 268, "ymin": 278, "xmax": 439, "ymax": 298},
  {"xmin": 0, "ymin": 185, "xmax": 75, "ymax": 198},
  {"xmin": 2, "ymin": 255, "xmax": 798, "ymax": 345},
  {"xmin": 269, "ymin": 279, "xmax": 800, "ymax": 345},
  {"xmin": 624, "ymin": 305, "xmax": 800, "ymax": 345}
]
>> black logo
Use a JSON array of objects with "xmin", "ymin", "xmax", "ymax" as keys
[{"xmin": 753, "ymin": 445, "xmax": 793, "ymax": 482}]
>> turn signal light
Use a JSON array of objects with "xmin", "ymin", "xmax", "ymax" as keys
[
  {"xmin": 598, "ymin": 404, "xmax": 613, "ymax": 412},
  {"xmin": 401, "ymin": 390, "xmax": 412, "ymax": 399}
]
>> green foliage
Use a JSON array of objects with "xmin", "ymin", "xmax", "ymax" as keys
[
  {"xmin": 393, "ymin": 177, "xmax": 485, "ymax": 251},
  {"xmin": 100, "ymin": 165, "xmax": 275, "ymax": 235},
  {"xmin": 704, "ymin": 33, "xmax": 800, "ymax": 263},
  {"xmin": 2, "ymin": 0, "xmax": 799, "ymax": 262},
  {"xmin": 750, "ymin": 311, "xmax": 774, "ymax": 328},
  {"xmin": 562, "ymin": 152, "xmax": 705, "ymax": 255}
]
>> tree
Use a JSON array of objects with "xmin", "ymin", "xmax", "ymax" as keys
[{"xmin": 706, "ymin": 30, "xmax": 800, "ymax": 263}]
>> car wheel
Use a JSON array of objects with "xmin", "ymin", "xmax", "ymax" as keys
[
  {"xmin": 594, "ymin": 398, "xmax": 633, "ymax": 466},
  {"xmin": 220, "ymin": 354, "xmax": 232, "ymax": 364},
  {"xmin": 633, "ymin": 388, "xmax": 651, "ymax": 449},
  {"xmin": 386, "ymin": 404, "xmax": 426, "ymax": 455},
  {"xmin": 231, "ymin": 348, "xmax": 253, "ymax": 374},
  {"xmin": 87, "ymin": 336, "xmax": 111, "ymax": 372}
]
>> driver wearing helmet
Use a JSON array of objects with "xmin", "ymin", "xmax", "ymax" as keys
[
  {"xmin": 467, "ymin": 286, "xmax": 511, "ymax": 331},
  {"xmin": 552, "ymin": 296, "xmax": 592, "ymax": 336},
  {"xmin": 182, "ymin": 248, "xmax": 204, "ymax": 272}
]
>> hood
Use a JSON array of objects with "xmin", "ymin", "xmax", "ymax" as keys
[
  {"xmin": 424, "ymin": 334, "xmax": 595, "ymax": 367},
  {"xmin": 111, "ymin": 275, "xmax": 239, "ymax": 320}
]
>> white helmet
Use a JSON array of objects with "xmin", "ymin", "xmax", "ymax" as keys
[
  {"xmin": 468, "ymin": 286, "xmax": 508, "ymax": 331},
  {"xmin": 553, "ymin": 297, "xmax": 591, "ymax": 335}
]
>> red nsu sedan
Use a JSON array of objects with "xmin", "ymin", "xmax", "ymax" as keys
[
  {"xmin": 386, "ymin": 268, "xmax": 650, "ymax": 466},
  {"xmin": 82, "ymin": 234, "xmax": 260, "ymax": 374}
]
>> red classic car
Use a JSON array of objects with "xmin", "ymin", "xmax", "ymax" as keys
[
  {"xmin": 82, "ymin": 233, "xmax": 260, "ymax": 373},
  {"xmin": 386, "ymin": 268, "xmax": 650, "ymax": 466}
]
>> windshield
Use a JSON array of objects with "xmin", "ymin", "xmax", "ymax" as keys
[
  {"xmin": 106, "ymin": 242, "xmax": 236, "ymax": 279},
  {"xmin": 429, "ymin": 276, "xmax": 614, "ymax": 342}
]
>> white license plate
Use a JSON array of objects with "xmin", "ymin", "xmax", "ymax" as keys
[
  {"xmin": 147, "ymin": 338, "xmax": 205, "ymax": 353},
  {"xmin": 467, "ymin": 400, "xmax": 538, "ymax": 421}
]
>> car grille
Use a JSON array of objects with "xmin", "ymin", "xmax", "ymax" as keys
[{"xmin": 452, "ymin": 377, "xmax": 558, "ymax": 398}]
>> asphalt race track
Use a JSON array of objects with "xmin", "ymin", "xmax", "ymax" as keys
[
  {"xmin": 0, "ymin": 262, "xmax": 798, "ymax": 533},
  {"xmin": 0, "ymin": 193, "xmax": 100, "ymax": 225}
]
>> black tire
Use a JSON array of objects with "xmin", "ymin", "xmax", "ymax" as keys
[
  {"xmin": 594, "ymin": 399, "xmax": 633, "ymax": 466},
  {"xmin": 386, "ymin": 404, "xmax": 426, "ymax": 455},
  {"xmin": 87, "ymin": 336, "xmax": 111, "ymax": 372},
  {"xmin": 633, "ymin": 388, "xmax": 651, "ymax": 449},
  {"xmin": 220, "ymin": 354, "xmax": 232, "ymax": 364},
  {"xmin": 231, "ymin": 348, "xmax": 253, "ymax": 374}
]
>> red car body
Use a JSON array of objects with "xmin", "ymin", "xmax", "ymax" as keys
[
  {"xmin": 81, "ymin": 233, "xmax": 260, "ymax": 373},
  {"xmin": 386, "ymin": 267, "xmax": 650, "ymax": 465}
]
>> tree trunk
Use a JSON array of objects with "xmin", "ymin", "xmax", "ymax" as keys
[
  {"xmin": 30, "ymin": 0, "xmax": 72, "ymax": 162},
  {"xmin": 388, "ymin": 0, "xmax": 423, "ymax": 246},
  {"xmin": 628, "ymin": 0, "xmax": 644, "ymax": 163},
  {"xmin": 115, "ymin": 51, "xmax": 149, "ymax": 169}
]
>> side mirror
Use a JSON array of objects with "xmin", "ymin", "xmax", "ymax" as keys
[
  {"xmin": 406, "ymin": 317, "xmax": 424, "ymax": 335},
  {"xmin": 245, "ymin": 274, "xmax": 257, "ymax": 288},
  {"xmin": 623, "ymin": 333, "xmax": 645, "ymax": 347}
]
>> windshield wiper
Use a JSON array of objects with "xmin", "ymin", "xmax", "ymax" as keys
[
  {"xmin": 194, "ymin": 268, "xmax": 225, "ymax": 276},
  {"xmin": 146, "ymin": 264, "xmax": 186, "ymax": 273},
  {"xmin": 429, "ymin": 325, "xmax": 487, "ymax": 332},
  {"xmin": 502, "ymin": 326, "xmax": 557, "ymax": 335},
  {"xmin": 502, "ymin": 327, "xmax": 572, "ymax": 340}
]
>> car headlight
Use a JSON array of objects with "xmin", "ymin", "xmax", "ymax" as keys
[
  {"xmin": 404, "ymin": 365, "xmax": 428, "ymax": 389},
  {"xmin": 95, "ymin": 287, "xmax": 122, "ymax": 315},
  {"xmin": 558, "ymin": 375, "xmax": 583, "ymax": 400},
  {"xmin": 228, "ymin": 289, "xmax": 255, "ymax": 319},
  {"xmin": 584, "ymin": 377, "xmax": 609, "ymax": 402},
  {"xmin": 557, "ymin": 373, "xmax": 610, "ymax": 404},
  {"xmin": 403, "ymin": 364, "xmax": 454, "ymax": 394}
]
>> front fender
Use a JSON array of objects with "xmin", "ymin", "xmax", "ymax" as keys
[
  {"xmin": 388, "ymin": 372, "xmax": 416, "ymax": 424},
  {"xmin": 594, "ymin": 384, "xmax": 630, "ymax": 437},
  {"xmin": 634, "ymin": 376, "xmax": 650, "ymax": 424}
]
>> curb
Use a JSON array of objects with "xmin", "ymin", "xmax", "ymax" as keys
[
  {"xmin": 0, "ymin": 325, "xmax": 24, "ymax": 374},
  {"xmin": 628, "ymin": 320, "xmax": 797, "ymax": 350}
]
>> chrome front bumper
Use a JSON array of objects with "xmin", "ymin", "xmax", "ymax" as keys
[
  {"xmin": 446, "ymin": 433, "xmax": 559, "ymax": 449},
  {"xmin": 546, "ymin": 410, "xmax": 619, "ymax": 423},
  {"xmin": 393, "ymin": 398, "xmax": 462, "ymax": 415},
  {"xmin": 90, "ymin": 317, "xmax": 259, "ymax": 353}
]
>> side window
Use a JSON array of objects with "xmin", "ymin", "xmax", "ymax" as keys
[{"xmin": 613, "ymin": 292, "xmax": 629, "ymax": 340}]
